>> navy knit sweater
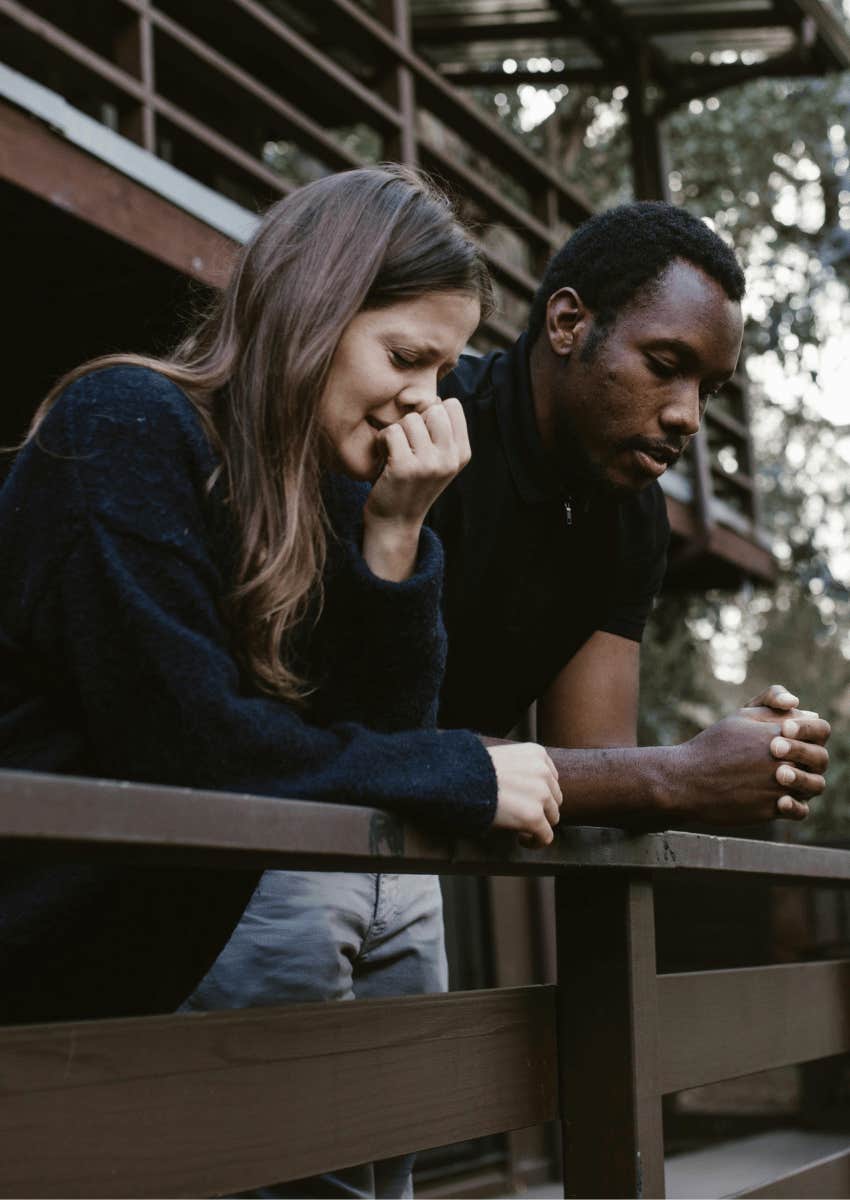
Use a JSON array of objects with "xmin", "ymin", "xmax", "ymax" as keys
[{"xmin": 0, "ymin": 366, "xmax": 497, "ymax": 1022}]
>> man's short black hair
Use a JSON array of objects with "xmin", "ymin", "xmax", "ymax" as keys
[{"xmin": 527, "ymin": 201, "xmax": 746, "ymax": 345}]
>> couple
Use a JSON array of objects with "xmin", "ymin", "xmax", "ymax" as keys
[{"xmin": 0, "ymin": 165, "xmax": 830, "ymax": 1195}]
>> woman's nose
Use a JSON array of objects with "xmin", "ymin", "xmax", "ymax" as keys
[{"xmin": 397, "ymin": 388, "xmax": 440, "ymax": 414}]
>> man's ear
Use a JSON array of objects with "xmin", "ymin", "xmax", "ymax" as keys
[{"xmin": 545, "ymin": 287, "xmax": 591, "ymax": 357}]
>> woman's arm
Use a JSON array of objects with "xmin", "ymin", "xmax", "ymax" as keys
[
  {"xmin": 311, "ymin": 400, "xmax": 469, "ymax": 732},
  {"xmin": 21, "ymin": 370, "xmax": 498, "ymax": 837}
]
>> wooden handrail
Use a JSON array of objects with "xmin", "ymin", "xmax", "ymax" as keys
[{"xmin": 3, "ymin": 768, "xmax": 850, "ymax": 883}]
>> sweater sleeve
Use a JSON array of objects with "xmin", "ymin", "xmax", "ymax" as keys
[
  {"xmin": 308, "ymin": 475, "xmax": 447, "ymax": 732},
  {"xmin": 34, "ymin": 368, "xmax": 498, "ymax": 837}
]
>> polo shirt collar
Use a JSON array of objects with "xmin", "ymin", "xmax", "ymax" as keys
[{"xmin": 493, "ymin": 333, "xmax": 568, "ymax": 505}]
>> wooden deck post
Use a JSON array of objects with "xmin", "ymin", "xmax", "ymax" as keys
[
  {"xmin": 555, "ymin": 873, "xmax": 664, "ymax": 1198},
  {"xmin": 376, "ymin": 0, "xmax": 418, "ymax": 166}
]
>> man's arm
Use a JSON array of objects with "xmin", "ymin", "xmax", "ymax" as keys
[
  {"xmin": 538, "ymin": 630, "xmax": 639, "ymax": 749},
  {"xmin": 519, "ymin": 632, "xmax": 830, "ymax": 827}
]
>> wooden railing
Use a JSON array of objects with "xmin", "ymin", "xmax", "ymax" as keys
[{"xmin": 1, "ymin": 768, "xmax": 849, "ymax": 1198}]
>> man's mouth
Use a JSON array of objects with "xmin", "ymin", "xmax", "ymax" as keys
[{"xmin": 629, "ymin": 443, "xmax": 682, "ymax": 477}]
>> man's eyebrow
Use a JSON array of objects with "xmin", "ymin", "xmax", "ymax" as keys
[
  {"xmin": 646, "ymin": 337, "xmax": 733, "ymax": 380},
  {"xmin": 645, "ymin": 337, "xmax": 699, "ymax": 360}
]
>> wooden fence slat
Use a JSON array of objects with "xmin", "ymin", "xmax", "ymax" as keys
[
  {"xmin": 658, "ymin": 960, "xmax": 850, "ymax": 1094},
  {"xmin": 736, "ymin": 1146, "xmax": 850, "ymax": 1198},
  {"xmin": 0, "ymin": 985, "xmax": 557, "ymax": 1199}
]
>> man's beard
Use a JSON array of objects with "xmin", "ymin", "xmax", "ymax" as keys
[{"xmin": 552, "ymin": 402, "xmax": 633, "ymax": 501}]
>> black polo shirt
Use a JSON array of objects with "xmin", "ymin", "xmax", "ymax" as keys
[{"xmin": 430, "ymin": 334, "xmax": 670, "ymax": 737}]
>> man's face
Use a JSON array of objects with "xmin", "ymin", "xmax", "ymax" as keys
[{"xmin": 541, "ymin": 259, "xmax": 744, "ymax": 495}]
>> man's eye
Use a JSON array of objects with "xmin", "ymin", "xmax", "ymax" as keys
[{"xmin": 647, "ymin": 356, "xmax": 677, "ymax": 379}]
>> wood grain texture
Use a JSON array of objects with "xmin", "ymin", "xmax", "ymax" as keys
[
  {"xmin": 0, "ymin": 986, "xmax": 557, "ymax": 1198},
  {"xmin": 659, "ymin": 960, "xmax": 850, "ymax": 1094},
  {"xmin": 3, "ymin": 769, "xmax": 850, "ymax": 882}
]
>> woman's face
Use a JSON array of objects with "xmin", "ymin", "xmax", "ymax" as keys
[{"xmin": 320, "ymin": 290, "xmax": 481, "ymax": 481}]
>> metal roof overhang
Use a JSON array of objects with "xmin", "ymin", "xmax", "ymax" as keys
[{"xmin": 412, "ymin": 0, "xmax": 850, "ymax": 103}]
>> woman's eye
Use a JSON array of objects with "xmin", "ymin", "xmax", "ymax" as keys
[{"xmin": 390, "ymin": 350, "xmax": 417, "ymax": 369}]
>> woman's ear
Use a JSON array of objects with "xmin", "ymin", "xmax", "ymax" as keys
[{"xmin": 545, "ymin": 287, "xmax": 589, "ymax": 357}]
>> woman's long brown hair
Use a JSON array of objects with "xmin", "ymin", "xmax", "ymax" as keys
[{"xmin": 28, "ymin": 165, "xmax": 494, "ymax": 701}]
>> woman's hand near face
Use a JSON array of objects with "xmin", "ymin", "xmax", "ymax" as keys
[{"xmin": 362, "ymin": 398, "xmax": 470, "ymax": 581}]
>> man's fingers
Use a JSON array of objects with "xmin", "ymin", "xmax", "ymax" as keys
[
  {"xmin": 738, "ymin": 706, "xmax": 784, "ymax": 726},
  {"xmin": 747, "ymin": 683, "xmax": 799, "ymax": 710},
  {"xmin": 777, "ymin": 795, "xmax": 810, "ymax": 820},
  {"xmin": 771, "ymin": 736, "xmax": 829, "ymax": 773},
  {"xmin": 780, "ymin": 717, "xmax": 831, "ymax": 746},
  {"xmin": 774, "ymin": 762, "xmax": 825, "ymax": 799}
]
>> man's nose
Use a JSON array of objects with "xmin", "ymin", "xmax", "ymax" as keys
[{"xmin": 660, "ymin": 385, "xmax": 702, "ymax": 437}]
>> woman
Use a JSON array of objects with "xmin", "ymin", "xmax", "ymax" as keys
[{"xmin": 0, "ymin": 167, "xmax": 561, "ymax": 1047}]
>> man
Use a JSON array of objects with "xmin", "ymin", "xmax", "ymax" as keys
[{"xmin": 433, "ymin": 201, "xmax": 830, "ymax": 827}]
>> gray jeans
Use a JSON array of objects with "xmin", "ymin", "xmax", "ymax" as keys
[{"xmin": 182, "ymin": 870, "xmax": 448, "ymax": 1198}]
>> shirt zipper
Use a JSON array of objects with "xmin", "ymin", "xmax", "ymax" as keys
[{"xmin": 564, "ymin": 498, "xmax": 574, "ymax": 527}]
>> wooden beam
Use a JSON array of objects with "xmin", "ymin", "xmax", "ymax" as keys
[
  {"xmin": 629, "ymin": 9, "xmax": 791, "ymax": 35},
  {"xmin": 4, "ymin": 769, "xmax": 850, "ymax": 880},
  {"xmin": 791, "ymin": 0, "xmax": 850, "ymax": 70},
  {"xmin": 549, "ymin": 0, "xmax": 626, "ymax": 74},
  {"xmin": 437, "ymin": 66, "xmax": 613, "ymax": 87},
  {"xmin": 0, "ymin": 986, "xmax": 557, "ymax": 1197},
  {"xmin": 658, "ymin": 52, "xmax": 820, "ymax": 115},
  {"xmin": 658, "ymin": 960, "xmax": 850, "ymax": 1094},
  {"xmin": 0, "ymin": 100, "xmax": 235, "ymax": 288},
  {"xmin": 664, "ymin": 495, "xmax": 776, "ymax": 583},
  {"xmin": 376, "ymin": 0, "xmax": 417, "ymax": 165},
  {"xmin": 571, "ymin": 0, "xmax": 677, "ymax": 92},
  {"xmin": 626, "ymin": 40, "xmax": 670, "ymax": 200},
  {"xmin": 413, "ymin": 15, "xmax": 568, "ymax": 45}
]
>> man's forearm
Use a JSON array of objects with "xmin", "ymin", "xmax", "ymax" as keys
[
  {"xmin": 481, "ymin": 736, "xmax": 672, "ymax": 826},
  {"xmin": 481, "ymin": 711, "xmax": 823, "ymax": 828}
]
